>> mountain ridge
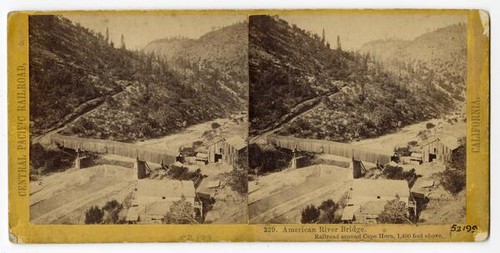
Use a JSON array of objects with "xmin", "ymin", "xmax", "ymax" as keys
[
  {"xmin": 30, "ymin": 15, "xmax": 243, "ymax": 142},
  {"xmin": 249, "ymin": 15, "xmax": 461, "ymax": 142},
  {"xmin": 143, "ymin": 21, "xmax": 249, "ymax": 100},
  {"xmin": 360, "ymin": 23, "xmax": 467, "ymax": 101}
]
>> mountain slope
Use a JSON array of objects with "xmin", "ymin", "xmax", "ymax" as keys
[
  {"xmin": 249, "ymin": 15, "xmax": 350, "ymax": 134},
  {"xmin": 30, "ymin": 15, "xmax": 242, "ymax": 142},
  {"xmin": 143, "ymin": 22, "xmax": 248, "ymax": 100},
  {"xmin": 249, "ymin": 15, "xmax": 458, "ymax": 142},
  {"xmin": 361, "ymin": 23, "xmax": 467, "ymax": 101}
]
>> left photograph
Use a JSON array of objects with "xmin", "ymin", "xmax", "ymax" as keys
[{"xmin": 28, "ymin": 14, "xmax": 249, "ymax": 224}]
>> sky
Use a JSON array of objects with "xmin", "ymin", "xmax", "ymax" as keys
[
  {"xmin": 64, "ymin": 14, "xmax": 466, "ymax": 51},
  {"xmin": 64, "ymin": 14, "xmax": 246, "ymax": 50},
  {"xmin": 281, "ymin": 14, "xmax": 467, "ymax": 51}
]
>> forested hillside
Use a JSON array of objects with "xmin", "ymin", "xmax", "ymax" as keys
[
  {"xmin": 143, "ymin": 22, "xmax": 248, "ymax": 101},
  {"xmin": 30, "ymin": 15, "xmax": 243, "ymax": 142},
  {"xmin": 249, "ymin": 15, "xmax": 461, "ymax": 142},
  {"xmin": 361, "ymin": 23, "xmax": 467, "ymax": 101}
]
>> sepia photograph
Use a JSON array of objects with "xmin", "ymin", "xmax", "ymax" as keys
[
  {"xmin": 28, "ymin": 14, "xmax": 249, "ymax": 225},
  {"xmin": 248, "ymin": 14, "xmax": 467, "ymax": 225},
  {"xmin": 6, "ymin": 7, "xmax": 491, "ymax": 244}
]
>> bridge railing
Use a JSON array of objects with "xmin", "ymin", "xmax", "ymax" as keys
[
  {"xmin": 50, "ymin": 134, "xmax": 176, "ymax": 165},
  {"xmin": 267, "ymin": 135, "xmax": 391, "ymax": 165}
]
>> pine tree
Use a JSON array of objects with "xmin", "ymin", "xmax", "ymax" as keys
[
  {"xmin": 105, "ymin": 27, "xmax": 109, "ymax": 44},
  {"xmin": 337, "ymin": 35, "xmax": 342, "ymax": 51},
  {"xmin": 120, "ymin": 34, "xmax": 126, "ymax": 49},
  {"xmin": 363, "ymin": 52, "xmax": 370, "ymax": 73},
  {"xmin": 321, "ymin": 28, "xmax": 326, "ymax": 45}
]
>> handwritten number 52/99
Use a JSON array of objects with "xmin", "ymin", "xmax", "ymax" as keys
[{"xmin": 451, "ymin": 224, "xmax": 478, "ymax": 233}]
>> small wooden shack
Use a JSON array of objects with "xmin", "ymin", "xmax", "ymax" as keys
[
  {"xmin": 222, "ymin": 136, "xmax": 247, "ymax": 167},
  {"xmin": 419, "ymin": 136, "xmax": 461, "ymax": 164},
  {"xmin": 206, "ymin": 136, "xmax": 225, "ymax": 163}
]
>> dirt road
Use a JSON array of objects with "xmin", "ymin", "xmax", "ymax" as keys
[
  {"xmin": 352, "ymin": 118, "xmax": 466, "ymax": 154},
  {"xmin": 136, "ymin": 117, "xmax": 248, "ymax": 155}
]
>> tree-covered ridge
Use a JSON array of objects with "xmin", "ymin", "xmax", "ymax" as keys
[
  {"xmin": 30, "ymin": 15, "xmax": 243, "ymax": 142},
  {"xmin": 143, "ymin": 21, "xmax": 249, "ymax": 101},
  {"xmin": 249, "ymin": 15, "xmax": 350, "ymax": 133},
  {"xmin": 249, "ymin": 15, "xmax": 462, "ymax": 142},
  {"xmin": 361, "ymin": 23, "xmax": 467, "ymax": 101}
]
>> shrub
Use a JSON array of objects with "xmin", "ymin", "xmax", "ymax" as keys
[
  {"xmin": 166, "ymin": 165, "xmax": 204, "ymax": 184},
  {"xmin": 408, "ymin": 140, "xmax": 418, "ymax": 147},
  {"xmin": 167, "ymin": 165, "xmax": 188, "ymax": 178},
  {"xmin": 378, "ymin": 199, "xmax": 411, "ymax": 224},
  {"xmin": 102, "ymin": 199, "xmax": 123, "ymax": 224},
  {"xmin": 103, "ymin": 199, "xmax": 121, "ymax": 211},
  {"xmin": 228, "ymin": 168, "xmax": 248, "ymax": 195},
  {"xmin": 301, "ymin": 205, "xmax": 320, "ymax": 224},
  {"xmin": 317, "ymin": 199, "xmax": 338, "ymax": 224},
  {"xmin": 164, "ymin": 197, "xmax": 197, "ymax": 224},
  {"xmin": 318, "ymin": 199, "xmax": 337, "ymax": 210},
  {"xmin": 439, "ymin": 139, "xmax": 466, "ymax": 195},
  {"xmin": 248, "ymin": 143, "xmax": 292, "ymax": 175},
  {"xmin": 394, "ymin": 145, "xmax": 411, "ymax": 156},
  {"xmin": 30, "ymin": 143, "xmax": 47, "ymax": 170},
  {"xmin": 439, "ymin": 169, "xmax": 465, "ymax": 195},
  {"xmin": 30, "ymin": 143, "xmax": 75, "ymax": 176},
  {"xmin": 382, "ymin": 165, "xmax": 418, "ymax": 186},
  {"xmin": 226, "ymin": 149, "xmax": 248, "ymax": 195},
  {"xmin": 426, "ymin": 122, "xmax": 436, "ymax": 129},
  {"xmin": 382, "ymin": 165, "xmax": 403, "ymax": 179},
  {"xmin": 211, "ymin": 122, "xmax": 221, "ymax": 129},
  {"xmin": 85, "ymin": 206, "xmax": 104, "ymax": 224}
]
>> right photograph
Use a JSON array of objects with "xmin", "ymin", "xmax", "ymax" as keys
[{"xmin": 248, "ymin": 14, "xmax": 467, "ymax": 224}]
